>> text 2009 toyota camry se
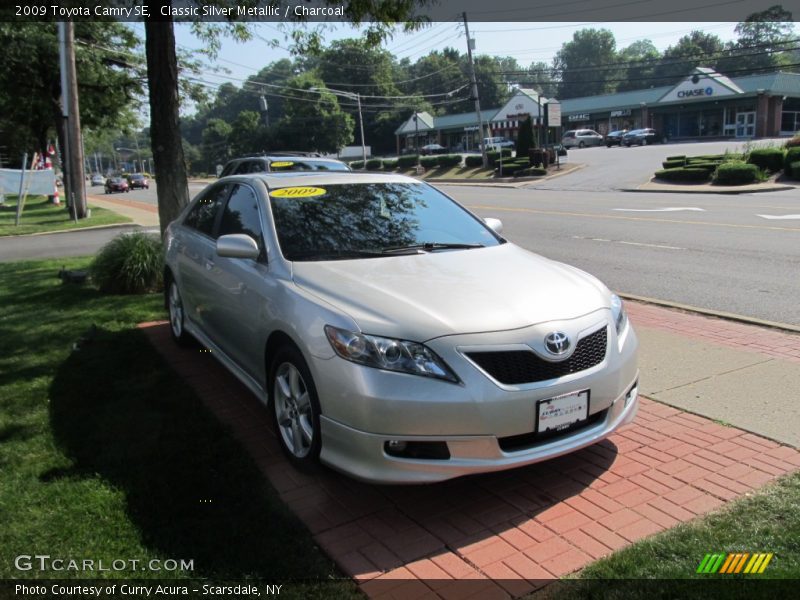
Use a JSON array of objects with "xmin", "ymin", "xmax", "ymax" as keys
[{"xmin": 164, "ymin": 173, "xmax": 638, "ymax": 483}]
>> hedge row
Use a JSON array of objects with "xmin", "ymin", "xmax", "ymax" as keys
[
  {"xmin": 654, "ymin": 168, "xmax": 711, "ymax": 182},
  {"xmin": 790, "ymin": 161, "xmax": 800, "ymax": 180},
  {"xmin": 714, "ymin": 161, "xmax": 760, "ymax": 185},
  {"xmin": 365, "ymin": 159, "xmax": 383, "ymax": 171},
  {"xmin": 515, "ymin": 167, "xmax": 548, "ymax": 178}
]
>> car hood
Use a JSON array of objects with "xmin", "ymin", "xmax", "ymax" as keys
[{"xmin": 291, "ymin": 243, "xmax": 610, "ymax": 342}]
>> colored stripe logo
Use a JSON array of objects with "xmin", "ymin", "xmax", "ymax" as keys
[{"xmin": 697, "ymin": 553, "xmax": 773, "ymax": 574}]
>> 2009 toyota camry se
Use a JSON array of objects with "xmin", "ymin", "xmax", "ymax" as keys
[{"xmin": 164, "ymin": 173, "xmax": 638, "ymax": 483}]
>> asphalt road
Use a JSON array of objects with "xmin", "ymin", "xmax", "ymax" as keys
[{"xmin": 6, "ymin": 140, "xmax": 798, "ymax": 325}]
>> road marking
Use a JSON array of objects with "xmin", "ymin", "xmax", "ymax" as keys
[
  {"xmin": 572, "ymin": 235, "xmax": 684, "ymax": 250},
  {"xmin": 613, "ymin": 207, "xmax": 706, "ymax": 212},
  {"xmin": 756, "ymin": 214, "xmax": 800, "ymax": 220},
  {"xmin": 469, "ymin": 205, "xmax": 800, "ymax": 233}
]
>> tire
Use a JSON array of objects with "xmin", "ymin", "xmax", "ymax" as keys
[
  {"xmin": 167, "ymin": 278, "xmax": 192, "ymax": 347},
  {"xmin": 578, "ymin": 141, "xmax": 585, "ymax": 148},
  {"xmin": 269, "ymin": 345, "xmax": 322, "ymax": 469}
]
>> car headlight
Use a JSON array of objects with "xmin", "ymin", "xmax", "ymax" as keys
[
  {"xmin": 610, "ymin": 294, "xmax": 628, "ymax": 335},
  {"xmin": 324, "ymin": 325, "xmax": 460, "ymax": 383}
]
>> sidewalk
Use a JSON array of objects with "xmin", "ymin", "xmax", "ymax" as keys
[
  {"xmin": 141, "ymin": 300, "xmax": 800, "ymax": 598},
  {"xmin": 88, "ymin": 194, "xmax": 160, "ymax": 227}
]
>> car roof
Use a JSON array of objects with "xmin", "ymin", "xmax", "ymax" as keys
[{"xmin": 221, "ymin": 172, "xmax": 420, "ymax": 189}]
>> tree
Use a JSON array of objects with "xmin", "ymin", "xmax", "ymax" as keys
[
  {"xmin": 717, "ymin": 6, "xmax": 796, "ymax": 75},
  {"xmin": 273, "ymin": 73, "xmax": 354, "ymax": 153},
  {"xmin": 616, "ymin": 40, "xmax": 661, "ymax": 92},
  {"xmin": 554, "ymin": 29, "xmax": 619, "ymax": 99},
  {"xmin": 516, "ymin": 117, "xmax": 534, "ymax": 156},
  {"xmin": 201, "ymin": 118, "xmax": 233, "ymax": 173},
  {"xmin": 0, "ymin": 22, "xmax": 140, "ymax": 166},
  {"xmin": 524, "ymin": 62, "xmax": 558, "ymax": 98},
  {"xmin": 652, "ymin": 31, "xmax": 725, "ymax": 84}
]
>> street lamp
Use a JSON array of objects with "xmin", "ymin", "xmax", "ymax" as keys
[
  {"xmin": 116, "ymin": 147, "xmax": 138, "ymax": 173},
  {"xmin": 310, "ymin": 86, "xmax": 366, "ymax": 168}
]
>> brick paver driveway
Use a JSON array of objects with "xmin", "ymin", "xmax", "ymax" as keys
[{"xmin": 141, "ymin": 301, "xmax": 800, "ymax": 598}]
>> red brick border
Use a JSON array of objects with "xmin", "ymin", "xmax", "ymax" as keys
[{"xmin": 140, "ymin": 302, "xmax": 800, "ymax": 599}]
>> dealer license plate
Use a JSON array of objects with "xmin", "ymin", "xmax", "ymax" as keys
[{"xmin": 537, "ymin": 390, "xmax": 589, "ymax": 433}]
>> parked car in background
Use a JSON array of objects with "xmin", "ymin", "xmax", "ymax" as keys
[
  {"xmin": 164, "ymin": 172, "xmax": 639, "ymax": 483},
  {"xmin": 420, "ymin": 144, "xmax": 447, "ymax": 155},
  {"xmin": 605, "ymin": 130, "xmax": 628, "ymax": 147},
  {"xmin": 104, "ymin": 177, "xmax": 129, "ymax": 193},
  {"xmin": 622, "ymin": 128, "xmax": 666, "ymax": 146},
  {"xmin": 482, "ymin": 137, "xmax": 515, "ymax": 151},
  {"xmin": 561, "ymin": 129, "xmax": 604, "ymax": 148},
  {"xmin": 220, "ymin": 154, "xmax": 351, "ymax": 177},
  {"xmin": 128, "ymin": 173, "xmax": 149, "ymax": 189},
  {"xmin": 90, "ymin": 174, "xmax": 105, "ymax": 186}
]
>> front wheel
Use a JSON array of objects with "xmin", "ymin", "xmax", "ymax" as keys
[
  {"xmin": 270, "ymin": 346, "xmax": 322, "ymax": 469},
  {"xmin": 578, "ymin": 141, "xmax": 585, "ymax": 148}
]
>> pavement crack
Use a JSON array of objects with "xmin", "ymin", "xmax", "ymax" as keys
[{"xmin": 652, "ymin": 357, "xmax": 775, "ymax": 394}]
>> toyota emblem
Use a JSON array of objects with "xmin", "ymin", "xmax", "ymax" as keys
[{"xmin": 544, "ymin": 331, "xmax": 570, "ymax": 355}]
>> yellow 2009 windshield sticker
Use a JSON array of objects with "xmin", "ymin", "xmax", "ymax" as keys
[
  {"xmin": 269, "ymin": 186, "xmax": 327, "ymax": 199},
  {"xmin": 269, "ymin": 161, "xmax": 294, "ymax": 168}
]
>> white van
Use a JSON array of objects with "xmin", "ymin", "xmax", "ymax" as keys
[{"xmin": 482, "ymin": 136, "xmax": 515, "ymax": 150}]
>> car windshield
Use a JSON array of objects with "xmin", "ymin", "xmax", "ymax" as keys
[
  {"xmin": 269, "ymin": 160, "xmax": 349, "ymax": 172},
  {"xmin": 131, "ymin": 174, "xmax": 144, "ymax": 179},
  {"xmin": 268, "ymin": 182, "xmax": 502, "ymax": 261}
]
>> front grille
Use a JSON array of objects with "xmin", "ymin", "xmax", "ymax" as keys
[
  {"xmin": 466, "ymin": 327, "xmax": 607, "ymax": 385},
  {"xmin": 498, "ymin": 408, "xmax": 608, "ymax": 452}
]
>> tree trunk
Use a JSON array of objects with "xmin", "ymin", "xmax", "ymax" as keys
[{"xmin": 145, "ymin": 16, "xmax": 189, "ymax": 236}]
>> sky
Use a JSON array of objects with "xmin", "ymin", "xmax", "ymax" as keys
[{"xmin": 166, "ymin": 21, "xmax": 742, "ymax": 105}]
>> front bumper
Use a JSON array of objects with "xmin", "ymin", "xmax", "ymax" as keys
[{"xmin": 311, "ymin": 309, "xmax": 639, "ymax": 484}]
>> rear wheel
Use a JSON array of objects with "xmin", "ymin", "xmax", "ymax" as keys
[
  {"xmin": 270, "ymin": 345, "xmax": 322, "ymax": 469},
  {"xmin": 167, "ymin": 279, "xmax": 191, "ymax": 346},
  {"xmin": 578, "ymin": 141, "xmax": 585, "ymax": 148}
]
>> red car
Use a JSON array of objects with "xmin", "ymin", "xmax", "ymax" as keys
[{"xmin": 105, "ymin": 177, "xmax": 129, "ymax": 193}]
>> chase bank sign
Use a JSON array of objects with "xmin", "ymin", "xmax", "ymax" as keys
[{"xmin": 677, "ymin": 87, "xmax": 714, "ymax": 98}]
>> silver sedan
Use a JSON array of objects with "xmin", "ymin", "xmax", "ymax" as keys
[{"xmin": 164, "ymin": 173, "xmax": 638, "ymax": 484}]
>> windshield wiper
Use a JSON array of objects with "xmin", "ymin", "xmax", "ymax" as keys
[
  {"xmin": 382, "ymin": 242, "xmax": 485, "ymax": 254},
  {"xmin": 287, "ymin": 249, "xmax": 387, "ymax": 261}
]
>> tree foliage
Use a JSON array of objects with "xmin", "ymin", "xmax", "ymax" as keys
[{"xmin": 554, "ymin": 29, "xmax": 618, "ymax": 98}]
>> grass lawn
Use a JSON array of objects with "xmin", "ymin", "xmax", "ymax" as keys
[
  {"xmin": 0, "ymin": 195, "xmax": 130, "ymax": 236},
  {"xmin": 396, "ymin": 165, "xmax": 497, "ymax": 180},
  {"xmin": 531, "ymin": 472, "xmax": 800, "ymax": 599},
  {"xmin": 0, "ymin": 258, "xmax": 358, "ymax": 597}
]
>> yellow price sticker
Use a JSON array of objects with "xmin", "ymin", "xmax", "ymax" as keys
[
  {"xmin": 269, "ymin": 161, "xmax": 294, "ymax": 168},
  {"xmin": 269, "ymin": 186, "xmax": 327, "ymax": 199}
]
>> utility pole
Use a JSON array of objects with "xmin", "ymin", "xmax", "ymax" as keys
[
  {"xmin": 58, "ymin": 22, "xmax": 87, "ymax": 219},
  {"xmin": 462, "ymin": 12, "xmax": 488, "ymax": 169}
]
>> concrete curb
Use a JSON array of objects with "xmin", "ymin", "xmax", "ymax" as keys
[
  {"xmin": 622, "ymin": 177, "xmax": 797, "ymax": 195},
  {"xmin": 620, "ymin": 292, "xmax": 800, "ymax": 334},
  {"xmin": 1, "ymin": 222, "xmax": 138, "ymax": 239},
  {"xmin": 622, "ymin": 185, "xmax": 795, "ymax": 194}
]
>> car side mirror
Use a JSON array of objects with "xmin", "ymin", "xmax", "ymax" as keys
[
  {"xmin": 484, "ymin": 217, "xmax": 503, "ymax": 235},
  {"xmin": 216, "ymin": 234, "xmax": 260, "ymax": 260}
]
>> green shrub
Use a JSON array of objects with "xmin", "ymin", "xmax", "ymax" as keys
[
  {"xmin": 465, "ymin": 155, "xmax": 484, "ymax": 168},
  {"xmin": 91, "ymin": 232, "xmax": 163, "ymax": 294},
  {"xmin": 486, "ymin": 149, "xmax": 512, "ymax": 166},
  {"xmin": 419, "ymin": 156, "xmax": 439, "ymax": 168},
  {"xmin": 349, "ymin": 160, "xmax": 364, "ymax": 169},
  {"xmin": 437, "ymin": 154, "xmax": 462, "ymax": 167},
  {"xmin": 683, "ymin": 161, "xmax": 719, "ymax": 174},
  {"xmin": 713, "ymin": 161, "xmax": 760, "ymax": 185},
  {"xmin": 662, "ymin": 159, "xmax": 685, "ymax": 169},
  {"xmin": 495, "ymin": 162, "xmax": 530, "ymax": 176},
  {"xmin": 747, "ymin": 148, "xmax": 785, "ymax": 172},
  {"xmin": 365, "ymin": 158, "xmax": 383, "ymax": 171},
  {"xmin": 382, "ymin": 158, "xmax": 398, "ymax": 170},
  {"xmin": 666, "ymin": 155, "xmax": 686, "ymax": 161},
  {"xmin": 784, "ymin": 147, "xmax": 800, "ymax": 176},
  {"xmin": 514, "ymin": 167, "xmax": 547, "ymax": 177},
  {"xmin": 654, "ymin": 168, "xmax": 712, "ymax": 182},
  {"xmin": 398, "ymin": 154, "xmax": 419, "ymax": 169},
  {"xmin": 789, "ymin": 161, "xmax": 800, "ymax": 180}
]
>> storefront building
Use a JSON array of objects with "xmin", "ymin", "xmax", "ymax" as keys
[{"xmin": 560, "ymin": 67, "xmax": 800, "ymax": 139}]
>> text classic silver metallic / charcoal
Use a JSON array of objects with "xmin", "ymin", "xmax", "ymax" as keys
[{"xmin": 164, "ymin": 173, "xmax": 639, "ymax": 483}]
